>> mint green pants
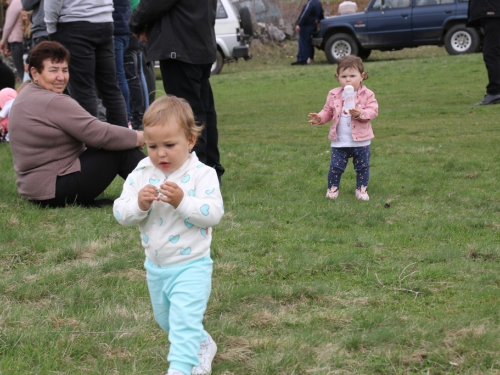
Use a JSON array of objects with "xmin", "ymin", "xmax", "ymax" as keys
[{"xmin": 145, "ymin": 256, "xmax": 212, "ymax": 375}]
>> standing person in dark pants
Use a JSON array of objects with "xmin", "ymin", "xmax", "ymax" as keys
[
  {"xmin": 291, "ymin": 0, "xmax": 324, "ymax": 66},
  {"xmin": 130, "ymin": 0, "xmax": 224, "ymax": 183},
  {"xmin": 468, "ymin": 0, "xmax": 500, "ymax": 106},
  {"xmin": 44, "ymin": 0, "xmax": 129, "ymax": 127}
]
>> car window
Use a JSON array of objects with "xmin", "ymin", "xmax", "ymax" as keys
[
  {"xmin": 415, "ymin": 0, "xmax": 454, "ymax": 6},
  {"xmin": 216, "ymin": 0, "xmax": 228, "ymax": 19},
  {"xmin": 372, "ymin": 0, "xmax": 410, "ymax": 9}
]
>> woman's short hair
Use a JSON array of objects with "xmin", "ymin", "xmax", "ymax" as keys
[
  {"xmin": 28, "ymin": 41, "xmax": 70, "ymax": 79},
  {"xmin": 143, "ymin": 95, "xmax": 202, "ymax": 141}
]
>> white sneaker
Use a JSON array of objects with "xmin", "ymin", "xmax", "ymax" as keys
[
  {"xmin": 191, "ymin": 333, "xmax": 217, "ymax": 375},
  {"xmin": 355, "ymin": 186, "xmax": 369, "ymax": 201},
  {"xmin": 166, "ymin": 370, "xmax": 184, "ymax": 375},
  {"xmin": 307, "ymin": 58, "xmax": 314, "ymax": 65}
]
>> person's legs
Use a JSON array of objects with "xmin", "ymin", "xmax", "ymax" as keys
[
  {"xmin": 8, "ymin": 42, "xmax": 25, "ymax": 80},
  {"xmin": 352, "ymin": 145, "xmax": 370, "ymax": 189},
  {"xmin": 328, "ymin": 147, "xmax": 349, "ymax": 190},
  {"xmin": 125, "ymin": 35, "xmax": 145, "ymax": 130},
  {"xmin": 94, "ymin": 23, "xmax": 128, "ymax": 127},
  {"xmin": 145, "ymin": 257, "xmax": 213, "ymax": 375},
  {"xmin": 114, "ymin": 34, "xmax": 130, "ymax": 120},
  {"xmin": 199, "ymin": 64, "xmax": 224, "ymax": 181},
  {"xmin": 481, "ymin": 18, "xmax": 500, "ymax": 95},
  {"xmin": 159, "ymin": 60, "xmax": 207, "ymax": 159},
  {"xmin": 51, "ymin": 22, "xmax": 99, "ymax": 117},
  {"xmin": 297, "ymin": 25, "xmax": 315, "ymax": 63},
  {"xmin": 34, "ymin": 147, "xmax": 145, "ymax": 207},
  {"xmin": 141, "ymin": 41, "xmax": 156, "ymax": 105},
  {"xmin": 160, "ymin": 60, "xmax": 224, "ymax": 182}
]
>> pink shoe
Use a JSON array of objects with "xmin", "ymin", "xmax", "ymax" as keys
[
  {"xmin": 326, "ymin": 186, "xmax": 339, "ymax": 199},
  {"xmin": 355, "ymin": 186, "xmax": 369, "ymax": 201}
]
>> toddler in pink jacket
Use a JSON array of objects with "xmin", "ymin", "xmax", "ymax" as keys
[
  {"xmin": 309, "ymin": 55, "xmax": 378, "ymax": 201},
  {"xmin": 0, "ymin": 87, "xmax": 18, "ymax": 142}
]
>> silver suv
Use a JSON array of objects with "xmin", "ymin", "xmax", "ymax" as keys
[{"xmin": 213, "ymin": 0, "xmax": 253, "ymax": 74}]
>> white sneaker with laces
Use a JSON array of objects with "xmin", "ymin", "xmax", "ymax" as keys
[{"xmin": 191, "ymin": 333, "xmax": 217, "ymax": 375}]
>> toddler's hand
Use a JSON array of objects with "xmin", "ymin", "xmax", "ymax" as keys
[
  {"xmin": 138, "ymin": 185, "xmax": 159, "ymax": 211},
  {"xmin": 308, "ymin": 113, "xmax": 321, "ymax": 125},
  {"xmin": 157, "ymin": 181, "xmax": 184, "ymax": 209},
  {"xmin": 349, "ymin": 108, "xmax": 361, "ymax": 118}
]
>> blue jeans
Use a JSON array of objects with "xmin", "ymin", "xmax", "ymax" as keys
[
  {"xmin": 328, "ymin": 145, "xmax": 371, "ymax": 189},
  {"xmin": 114, "ymin": 34, "xmax": 130, "ymax": 119},
  {"xmin": 50, "ymin": 22, "xmax": 128, "ymax": 127},
  {"xmin": 297, "ymin": 25, "xmax": 316, "ymax": 63}
]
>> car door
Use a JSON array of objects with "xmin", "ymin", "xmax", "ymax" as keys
[
  {"xmin": 412, "ymin": 0, "xmax": 456, "ymax": 41},
  {"xmin": 363, "ymin": 0, "xmax": 413, "ymax": 48}
]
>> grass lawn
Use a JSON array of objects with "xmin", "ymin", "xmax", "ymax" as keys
[{"xmin": 1, "ymin": 44, "xmax": 499, "ymax": 374}]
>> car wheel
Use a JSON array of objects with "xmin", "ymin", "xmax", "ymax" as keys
[
  {"xmin": 324, "ymin": 33, "xmax": 359, "ymax": 64},
  {"xmin": 239, "ymin": 7, "xmax": 254, "ymax": 37},
  {"xmin": 444, "ymin": 25, "xmax": 480, "ymax": 55},
  {"xmin": 211, "ymin": 50, "xmax": 224, "ymax": 75}
]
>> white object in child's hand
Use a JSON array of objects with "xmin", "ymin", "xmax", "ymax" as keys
[{"xmin": 343, "ymin": 85, "xmax": 355, "ymax": 111}]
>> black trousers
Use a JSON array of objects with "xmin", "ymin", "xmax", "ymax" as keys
[
  {"xmin": 51, "ymin": 22, "xmax": 128, "ymax": 127},
  {"xmin": 481, "ymin": 18, "xmax": 500, "ymax": 95},
  {"xmin": 159, "ymin": 59, "xmax": 224, "ymax": 181},
  {"xmin": 34, "ymin": 147, "xmax": 145, "ymax": 207}
]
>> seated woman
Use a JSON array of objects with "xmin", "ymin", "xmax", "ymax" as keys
[{"xmin": 9, "ymin": 41, "xmax": 146, "ymax": 207}]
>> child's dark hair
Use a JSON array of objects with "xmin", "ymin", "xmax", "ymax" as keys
[{"xmin": 336, "ymin": 55, "xmax": 369, "ymax": 80}]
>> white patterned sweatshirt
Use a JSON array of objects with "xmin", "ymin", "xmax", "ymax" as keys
[{"xmin": 113, "ymin": 152, "xmax": 224, "ymax": 267}]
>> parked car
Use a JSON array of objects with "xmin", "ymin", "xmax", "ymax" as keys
[
  {"xmin": 312, "ymin": 0, "xmax": 481, "ymax": 63},
  {"xmin": 213, "ymin": 0, "xmax": 253, "ymax": 74},
  {"xmin": 231, "ymin": 0, "xmax": 282, "ymax": 25}
]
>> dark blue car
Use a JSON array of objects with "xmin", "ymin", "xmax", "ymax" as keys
[{"xmin": 312, "ymin": 0, "xmax": 481, "ymax": 63}]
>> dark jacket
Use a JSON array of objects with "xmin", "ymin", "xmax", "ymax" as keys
[
  {"xmin": 296, "ymin": 0, "xmax": 324, "ymax": 27},
  {"xmin": 129, "ymin": 0, "xmax": 216, "ymax": 65},
  {"xmin": 113, "ymin": 0, "xmax": 131, "ymax": 36},
  {"xmin": 467, "ymin": 0, "xmax": 500, "ymax": 27}
]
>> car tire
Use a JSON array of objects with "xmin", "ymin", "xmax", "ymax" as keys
[
  {"xmin": 239, "ymin": 7, "xmax": 254, "ymax": 37},
  {"xmin": 211, "ymin": 50, "xmax": 224, "ymax": 75},
  {"xmin": 444, "ymin": 25, "xmax": 480, "ymax": 55},
  {"xmin": 324, "ymin": 33, "xmax": 359, "ymax": 64}
]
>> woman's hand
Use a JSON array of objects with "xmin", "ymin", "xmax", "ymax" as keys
[
  {"xmin": 138, "ymin": 185, "xmax": 159, "ymax": 211},
  {"xmin": 157, "ymin": 182, "xmax": 184, "ymax": 209},
  {"xmin": 136, "ymin": 130, "xmax": 145, "ymax": 149},
  {"xmin": 308, "ymin": 113, "xmax": 321, "ymax": 125}
]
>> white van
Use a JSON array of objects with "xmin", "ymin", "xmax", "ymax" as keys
[{"xmin": 213, "ymin": 0, "xmax": 253, "ymax": 74}]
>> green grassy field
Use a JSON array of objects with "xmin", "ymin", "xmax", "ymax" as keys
[{"xmin": 1, "ymin": 45, "xmax": 499, "ymax": 374}]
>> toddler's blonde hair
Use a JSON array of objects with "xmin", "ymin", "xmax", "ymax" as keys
[{"xmin": 143, "ymin": 95, "xmax": 202, "ymax": 141}]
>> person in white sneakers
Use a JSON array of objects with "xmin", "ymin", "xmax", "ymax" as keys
[
  {"xmin": 308, "ymin": 56, "xmax": 378, "ymax": 201},
  {"xmin": 114, "ymin": 95, "xmax": 223, "ymax": 375}
]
